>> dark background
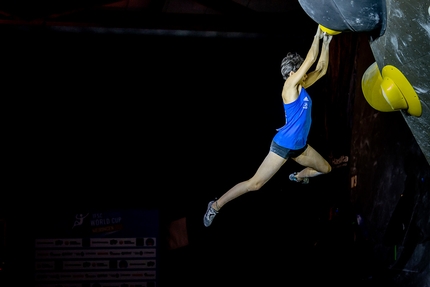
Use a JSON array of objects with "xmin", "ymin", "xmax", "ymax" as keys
[{"xmin": 1, "ymin": 2, "xmax": 429, "ymax": 286}]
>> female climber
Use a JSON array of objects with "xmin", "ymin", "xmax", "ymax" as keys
[{"xmin": 204, "ymin": 25, "xmax": 333, "ymax": 227}]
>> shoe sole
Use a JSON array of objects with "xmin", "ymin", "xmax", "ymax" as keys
[{"xmin": 204, "ymin": 201, "xmax": 216, "ymax": 227}]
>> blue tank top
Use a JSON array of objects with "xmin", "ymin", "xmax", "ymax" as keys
[{"xmin": 272, "ymin": 87, "xmax": 312, "ymax": 150}]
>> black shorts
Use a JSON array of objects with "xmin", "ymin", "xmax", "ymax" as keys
[{"xmin": 270, "ymin": 140, "xmax": 307, "ymax": 159}]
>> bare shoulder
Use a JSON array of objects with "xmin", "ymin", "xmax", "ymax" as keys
[{"xmin": 281, "ymin": 80, "xmax": 300, "ymax": 104}]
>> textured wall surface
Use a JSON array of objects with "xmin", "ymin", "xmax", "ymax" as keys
[
  {"xmin": 350, "ymin": 33, "xmax": 430, "ymax": 287},
  {"xmin": 368, "ymin": 0, "xmax": 430, "ymax": 165}
]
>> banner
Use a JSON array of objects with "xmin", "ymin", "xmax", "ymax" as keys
[{"xmin": 34, "ymin": 209, "xmax": 159, "ymax": 287}]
